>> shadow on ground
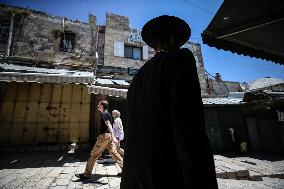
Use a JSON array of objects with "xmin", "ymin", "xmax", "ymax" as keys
[{"xmin": 0, "ymin": 151, "xmax": 90, "ymax": 170}]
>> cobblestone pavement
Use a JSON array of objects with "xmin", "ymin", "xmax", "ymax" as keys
[
  {"xmin": 0, "ymin": 152, "xmax": 284, "ymax": 189},
  {"xmin": 217, "ymin": 177, "xmax": 284, "ymax": 189}
]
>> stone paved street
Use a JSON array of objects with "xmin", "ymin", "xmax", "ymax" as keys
[
  {"xmin": 0, "ymin": 152, "xmax": 284, "ymax": 189},
  {"xmin": 0, "ymin": 151, "xmax": 121, "ymax": 189}
]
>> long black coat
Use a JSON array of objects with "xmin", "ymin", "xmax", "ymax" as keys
[{"xmin": 120, "ymin": 48, "xmax": 218, "ymax": 189}]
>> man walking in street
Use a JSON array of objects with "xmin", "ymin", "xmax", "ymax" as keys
[{"xmin": 75, "ymin": 100, "xmax": 123, "ymax": 180}]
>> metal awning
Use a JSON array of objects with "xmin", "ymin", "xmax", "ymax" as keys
[
  {"xmin": 0, "ymin": 72, "xmax": 94, "ymax": 84},
  {"xmin": 0, "ymin": 63, "xmax": 93, "ymax": 76},
  {"xmin": 0, "ymin": 63, "xmax": 94, "ymax": 84},
  {"xmin": 96, "ymin": 78, "xmax": 114, "ymax": 85},
  {"xmin": 88, "ymin": 85, "xmax": 128, "ymax": 98},
  {"xmin": 202, "ymin": 97, "xmax": 244, "ymax": 107},
  {"xmin": 88, "ymin": 85, "xmax": 246, "ymax": 104},
  {"xmin": 112, "ymin": 79, "xmax": 130, "ymax": 86},
  {"xmin": 202, "ymin": 0, "xmax": 284, "ymax": 65},
  {"xmin": 95, "ymin": 78, "xmax": 130, "ymax": 86}
]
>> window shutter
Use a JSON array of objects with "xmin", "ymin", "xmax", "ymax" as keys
[
  {"xmin": 142, "ymin": 45, "xmax": 149, "ymax": 60},
  {"xmin": 114, "ymin": 42, "xmax": 124, "ymax": 57}
]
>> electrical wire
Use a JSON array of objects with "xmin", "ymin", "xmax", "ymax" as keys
[{"xmin": 183, "ymin": 0, "xmax": 214, "ymax": 15}]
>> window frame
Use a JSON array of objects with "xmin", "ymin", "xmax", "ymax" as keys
[
  {"xmin": 59, "ymin": 31, "xmax": 76, "ymax": 53},
  {"xmin": 124, "ymin": 45, "xmax": 142, "ymax": 60}
]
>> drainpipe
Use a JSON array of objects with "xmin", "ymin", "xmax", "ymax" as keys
[
  {"xmin": 95, "ymin": 27, "xmax": 99, "ymax": 50},
  {"xmin": 6, "ymin": 13, "xmax": 15, "ymax": 57},
  {"xmin": 94, "ymin": 51, "xmax": 98, "ymax": 76},
  {"xmin": 62, "ymin": 17, "xmax": 65, "ymax": 32}
]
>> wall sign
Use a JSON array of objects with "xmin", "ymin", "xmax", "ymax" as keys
[{"xmin": 128, "ymin": 31, "xmax": 143, "ymax": 44}]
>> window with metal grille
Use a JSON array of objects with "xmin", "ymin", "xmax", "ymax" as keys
[
  {"xmin": 59, "ymin": 32, "xmax": 75, "ymax": 52},
  {"xmin": 0, "ymin": 23, "xmax": 10, "ymax": 45},
  {"xmin": 124, "ymin": 45, "xmax": 142, "ymax": 60}
]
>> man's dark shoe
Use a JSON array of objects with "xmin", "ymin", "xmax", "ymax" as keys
[
  {"xmin": 117, "ymin": 172, "xmax": 121, "ymax": 177},
  {"xmin": 75, "ymin": 173, "xmax": 90, "ymax": 180}
]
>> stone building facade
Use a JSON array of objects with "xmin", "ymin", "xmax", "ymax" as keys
[
  {"xmin": 0, "ymin": 4, "xmax": 253, "ymax": 152},
  {"xmin": 104, "ymin": 13, "xmax": 152, "ymax": 68},
  {"xmin": 97, "ymin": 13, "xmax": 154, "ymax": 81},
  {"xmin": 0, "ymin": 4, "xmax": 95, "ymax": 148},
  {"xmin": 0, "ymin": 4, "xmax": 97, "ymax": 70},
  {"xmin": 99, "ymin": 13, "xmax": 209, "ymax": 96},
  {"xmin": 0, "ymin": 4, "xmax": 210, "ymax": 96}
]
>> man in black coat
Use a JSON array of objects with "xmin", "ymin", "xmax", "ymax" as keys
[{"xmin": 120, "ymin": 15, "xmax": 218, "ymax": 189}]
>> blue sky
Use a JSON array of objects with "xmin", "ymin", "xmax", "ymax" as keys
[{"xmin": 2, "ymin": 0, "xmax": 284, "ymax": 82}]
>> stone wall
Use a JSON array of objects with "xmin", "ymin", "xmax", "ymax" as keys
[
  {"xmin": 104, "ymin": 13, "xmax": 154, "ymax": 69},
  {"xmin": 183, "ymin": 42, "xmax": 209, "ymax": 97},
  {"xmin": 208, "ymin": 79, "xmax": 242, "ymax": 97},
  {"xmin": 103, "ymin": 13, "xmax": 210, "ymax": 95},
  {"xmin": 96, "ymin": 25, "xmax": 105, "ymax": 66},
  {"xmin": 0, "ymin": 5, "xmax": 98, "ymax": 69},
  {"xmin": 1, "ymin": 5, "xmax": 211, "ymax": 96}
]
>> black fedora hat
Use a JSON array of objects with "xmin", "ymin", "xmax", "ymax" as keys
[{"xmin": 141, "ymin": 15, "xmax": 191, "ymax": 48}]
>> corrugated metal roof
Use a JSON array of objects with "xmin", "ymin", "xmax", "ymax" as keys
[
  {"xmin": 0, "ymin": 72, "xmax": 94, "ymax": 84},
  {"xmin": 88, "ymin": 85, "xmax": 127, "ymax": 98},
  {"xmin": 0, "ymin": 63, "xmax": 94, "ymax": 84},
  {"xmin": 202, "ymin": 98, "xmax": 243, "ymax": 105},
  {"xmin": 228, "ymin": 92, "xmax": 245, "ymax": 99},
  {"xmin": 96, "ymin": 78, "xmax": 114, "ymax": 85},
  {"xmin": 89, "ymin": 78, "xmax": 129, "ymax": 98},
  {"xmin": 95, "ymin": 78, "xmax": 130, "ymax": 86},
  {"xmin": 112, "ymin": 79, "xmax": 130, "ymax": 86},
  {"xmin": 88, "ymin": 85, "xmax": 245, "ymax": 104},
  {"xmin": 0, "ymin": 63, "xmax": 93, "ymax": 76}
]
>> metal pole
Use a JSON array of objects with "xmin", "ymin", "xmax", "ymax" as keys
[{"xmin": 94, "ymin": 51, "xmax": 98, "ymax": 76}]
